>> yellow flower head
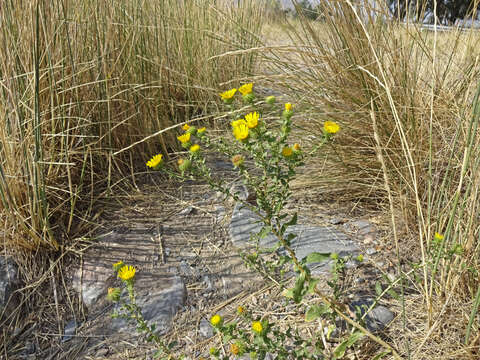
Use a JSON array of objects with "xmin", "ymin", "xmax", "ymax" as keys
[
  {"xmin": 285, "ymin": 103, "xmax": 293, "ymax": 112},
  {"xmin": 231, "ymin": 118, "xmax": 244, "ymax": 128},
  {"xmin": 324, "ymin": 121, "xmax": 340, "ymax": 134},
  {"xmin": 232, "ymin": 120, "xmax": 249, "ymax": 141},
  {"xmin": 197, "ymin": 127, "xmax": 206, "ymax": 136},
  {"xmin": 282, "ymin": 147, "xmax": 293, "ymax": 157},
  {"xmin": 230, "ymin": 343, "xmax": 240, "ymax": 355},
  {"xmin": 245, "ymin": 111, "xmax": 259, "ymax": 129},
  {"xmin": 118, "ymin": 265, "xmax": 136, "ymax": 281},
  {"xmin": 220, "ymin": 88, "xmax": 237, "ymax": 100},
  {"xmin": 239, "ymin": 83, "xmax": 253, "ymax": 96},
  {"xmin": 190, "ymin": 144, "xmax": 200, "ymax": 153},
  {"xmin": 434, "ymin": 232, "xmax": 444, "ymax": 241},
  {"xmin": 182, "ymin": 124, "xmax": 190, "ymax": 131},
  {"xmin": 293, "ymin": 143, "xmax": 301, "ymax": 151},
  {"xmin": 252, "ymin": 321, "xmax": 263, "ymax": 333},
  {"xmin": 210, "ymin": 314, "xmax": 222, "ymax": 327},
  {"xmin": 177, "ymin": 133, "xmax": 191, "ymax": 144},
  {"xmin": 146, "ymin": 154, "xmax": 163, "ymax": 169}
]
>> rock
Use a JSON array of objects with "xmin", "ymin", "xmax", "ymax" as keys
[
  {"xmin": 111, "ymin": 275, "xmax": 187, "ymax": 335},
  {"xmin": 0, "ymin": 256, "xmax": 20, "ymax": 316},
  {"xmin": 348, "ymin": 299, "xmax": 394, "ymax": 332},
  {"xmin": 61, "ymin": 320, "xmax": 77, "ymax": 343},
  {"xmin": 198, "ymin": 318, "xmax": 213, "ymax": 338},
  {"xmin": 213, "ymin": 205, "xmax": 226, "ymax": 223},
  {"xmin": 346, "ymin": 219, "xmax": 376, "ymax": 237},
  {"xmin": 230, "ymin": 183, "xmax": 249, "ymax": 201},
  {"xmin": 202, "ymin": 275, "xmax": 214, "ymax": 293},
  {"xmin": 366, "ymin": 248, "xmax": 377, "ymax": 256},
  {"xmin": 179, "ymin": 206, "xmax": 194, "ymax": 215},
  {"xmin": 229, "ymin": 204, "xmax": 359, "ymax": 274}
]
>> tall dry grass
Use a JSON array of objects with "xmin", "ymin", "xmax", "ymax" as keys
[
  {"xmin": 0, "ymin": 0, "xmax": 263, "ymax": 251},
  {"xmin": 262, "ymin": 0, "xmax": 480, "ymax": 357}
]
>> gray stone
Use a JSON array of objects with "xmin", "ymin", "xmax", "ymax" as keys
[
  {"xmin": 0, "ymin": 256, "xmax": 20, "ymax": 315},
  {"xmin": 347, "ymin": 219, "xmax": 376, "ymax": 236},
  {"xmin": 349, "ymin": 299, "xmax": 394, "ymax": 332},
  {"xmin": 112, "ymin": 275, "xmax": 186, "ymax": 335},
  {"xmin": 198, "ymin": 318, "xmax": 213, "ymax": 338},
  {"xmin": 213, "ymin": 205, "xmax": 226, "ymax": 223},
  {"xmin": 366, "ymin": 247, "xmax": 377, "ymax": 256},
  {"xmin": 61, "ymin": 320, "xmax": 77, "ymax": 342},
  {"xmin": 229, "ymin": 204, "xmax": 359, "ymax": 274},
  {"xmin": 179, "ymin": 206, "xmax": 194, "ymax": 215},
  {"xmin": 230, "ymin": 183, "xmax": 249, "ymax": 201}
]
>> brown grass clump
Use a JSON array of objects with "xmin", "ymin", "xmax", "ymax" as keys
[{"xmin": 0, "ymin": 0, "xmax": 263, "ymax": 251}]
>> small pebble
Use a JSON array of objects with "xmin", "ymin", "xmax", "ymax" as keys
[{"xmin": 366, "ymin": 247, "xmax": 377, "ymax": 255}]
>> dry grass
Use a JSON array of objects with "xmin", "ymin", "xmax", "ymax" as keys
[
  {"xmin": 256, "ymin": 0, "xmax": 480, "ymax": 358},
  {"xmin": 0, "ymin": 0, "xmax": 263, "ymax": 251}
]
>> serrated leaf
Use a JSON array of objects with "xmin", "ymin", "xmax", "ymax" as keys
[
  {"xmin": 305, "ymin": 304, "xmax": 330, "ymax": 322},
  {"xmin": 375, "ymin": 281, "xmax": 383, "ymax": 296},
  {"xmin": 304, "ymin": 252, "xmax": 331, "ymax": 264}
]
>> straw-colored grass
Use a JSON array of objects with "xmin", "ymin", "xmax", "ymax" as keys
[
  {"xmin": 259, "ymin": 0, "xmax": 480, "ymax": 357},
  {"xmin": 0, "ymin": 0, "xmax": 263, "ymax": 251}
]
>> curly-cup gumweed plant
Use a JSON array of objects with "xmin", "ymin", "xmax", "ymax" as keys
[{"xmin": 114, "ymin": 83, "xmax": 389, "ymax": 358}]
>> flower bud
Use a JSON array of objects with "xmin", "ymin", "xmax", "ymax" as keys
[
  {"xmin": 265, "ymin": 95, "xmax": 276, "ymax": 105},
  {"xmin": 231, "ymin": 154, "xmax": 245, "ymax": 168},
  {"xmin": 186, "ymin": 126, "xmax": 197, "ymax": 135},
  {"xmin": 178, "ymin": 158, "xmax": 192, "ymax": 172},
  {"xmin": 242, "ymin": 93, "xmax": 255, "ymax": 104},
  {"xmin": 107, "ymin": 287, "xmax": 121, "ymax": 302}
]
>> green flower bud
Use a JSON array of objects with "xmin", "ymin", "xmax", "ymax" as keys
[
  {"xmin": 242, "ymin": 93, "xmax": 255, "ymax": 104},
  {"xmin": 178, "ymin": 158, "xmax": 192, "ymax": 173},
  {"xmin": 265, "ymin": 95, "xmax": 276, "ymax": 104},
  {"xmin": 186, "ymin": 126, "xmax": 197, "ymax": 135},
  {"xmin": 107, "ymin": 287, "xmax": 121, "ymax": 302},
  {"xmin": 330, "ymin": 252, "xmax": 339, "ymax": 260}
]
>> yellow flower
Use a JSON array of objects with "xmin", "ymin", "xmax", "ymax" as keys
[
  {"xmin": 285, "ymin": 103, "xmax": 293, "ymax": 111},
  {"xmin": 237, "ymin": 306, "xmax": 245, "ymax": 315},
  {"xmin": 239, "ymin": 83, "xmax": 253, "ymax": 95},
  {"xmin": 252, "ymin": 321, "xmax": 263, "ymax": 333},
  {"xmin": 434, "ymin": 232, "xmax": 444, "ymax": 241},
  {"xmin": 282, "ymin": 147, "xmax": 293, "ymax": 157},
  {"xmin": 232, "ymin": 120, "xmax": 249, "ymax": 141},
  {"xmin": 177, "ymin": 133, "xmax": 191, "ymax": 144},
  {"xmin": 231, "ymin": 118, "xmax": 245, "ymax": 128},
  {"xmin": 146, "ymin": 154, "xmax": 163, "ymax": 169},
  {"xmin": 324, "ymin": 121, "xmax": 340, "ymax": 134},
  {"xmin": 245, "ymin": 111, "xmax": 259, "ymax": 129},
  {"xmin": 210, "ymin": 314, "xmax": 222, "ymax": 327},
  {"xmin": 230, "ymin": 343, "xmax": 240, "ymax": 355},
  {"xmin": 182, "ymin": 124, "xmax": 190, "ymax": 131},
  {"xmin": 293, "ymin": 143, "xmax": 301, "ymax": 151},
  {"xmin": 197, "ymin": 127, "xmax": 206, "ymax": 136},
  {"xmin": 190, "ymin": 144, "xmax": 200, "ymax": 153},
  {"xmin": 220, "ymin": 88, "xmax": 237, "ymax": 100},
  {"xmin": 118, "ymin": 265, "xmax": 136, "ymax": 281}
]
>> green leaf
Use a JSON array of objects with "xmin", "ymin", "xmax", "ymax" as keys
[
  {"xmin": 387, "ymin": 288, "xmax": 400, "ymax": 300},
  {"xmin": 258, "ymin": 225, "xmax": 272, "ymax": 240},
  {"xmin": 372, "ymin": 351, "xmax": 391, "ymax": 360},
  {"xmin": 375, "ymin": 281, "xmax": 383, "ymax": 296},
  {"xmin": 304, "ymin": 252, "xmax": 331, "ymax": 264},
  {"xmin": 333, "ymin": 331, "xmax": 365, "ymax": 359},
  {"xmin": 307, "ymin": 278, "xmax": 320, "ymax": 294},
  {"xmin": 292, "ymin": 273, "xmax": 306, "ymax": 303},
  {"xmin": 305, "ymin": 304, "xmax": 330, "ymax": 322}
]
